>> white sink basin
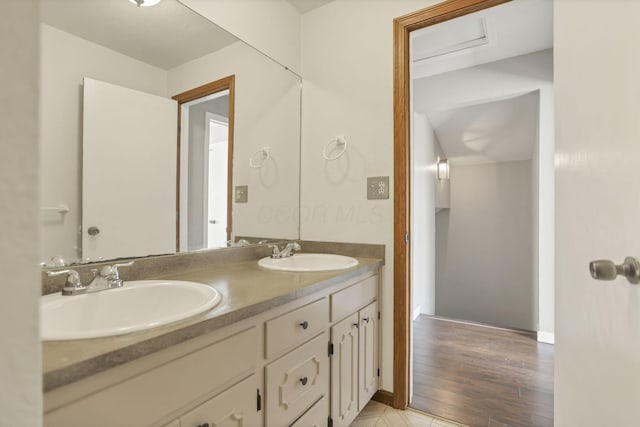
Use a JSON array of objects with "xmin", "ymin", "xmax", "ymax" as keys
[
  {"xmin": 41, "ymin": 280, "xmax": 221, "ymax": 341},
  {"xmin": 258, "ymin": 253, "xmax": 358, "ymax": 272}
]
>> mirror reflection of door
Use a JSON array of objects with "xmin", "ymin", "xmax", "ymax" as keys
[
  {"xmin": 206, "ymin": 113, "xmax": 229, "ymax": 248},
  {"xmin": 82, "ymin": 77, "xmax": 177, "ymax": 260},
  {"xmin": 174, "ymin": 76, "xmax": 235, "ymax": 252}
]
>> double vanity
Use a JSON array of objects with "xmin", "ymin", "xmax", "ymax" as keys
[{"xmin": 42, "ymin": 242, "xmax": 384, "ymax": 427}]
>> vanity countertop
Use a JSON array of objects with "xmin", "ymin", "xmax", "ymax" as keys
[{"xmin": 42, "ymin": 256, "xmax": 383, "ymax": 392}]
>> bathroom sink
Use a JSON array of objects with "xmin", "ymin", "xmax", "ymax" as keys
[
  {"xmin": 41, "ymin": 280, "xmax": 221, "ymax": 341},
  {"xmin": 258, "ymin": 253, "xmax": 358, "ymax": 272}
]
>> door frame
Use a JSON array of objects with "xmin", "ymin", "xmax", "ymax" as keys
[
  {"xmin": 172, "ymin": 75, "xmax": 235, "ymax": 250},
  {"xmin": 392, "ymin": 0, "xmax": 510, "ymax": 409}
]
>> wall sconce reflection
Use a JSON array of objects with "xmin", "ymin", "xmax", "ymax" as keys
[{"xmin": 437, "ymin": 157, "xmax": 450, "ymax": 180}]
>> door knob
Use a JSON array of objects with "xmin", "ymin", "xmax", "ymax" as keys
[
  {"xmin": 589, "ymin": 257, "xmax": 640, "ymax": 284},
  {"xmin": 87, "ymin": 226, "xmax": 100, "ymax": 236}
]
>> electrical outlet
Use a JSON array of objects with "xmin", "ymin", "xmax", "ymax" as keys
[
  {"xmin": 235, "ymin": 185, "xmax": 248, "ymax": 203},
  {"xmin": 367, "ymin": 176, "xmax": 389, "ymax": 200}
]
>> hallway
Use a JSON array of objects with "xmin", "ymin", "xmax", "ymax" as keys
[{"xmin": 411, "ymin": 316, "xmax": 553, "ymax": 427}]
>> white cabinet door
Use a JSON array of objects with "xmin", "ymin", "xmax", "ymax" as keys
[
  {"xmin": 180, "ymin": 375, "xmax": 261, "ymax": 427},
  {"xmin": 265, "ymin": 333, "xmax": 328, "ymax": 427},
  {"xmin": 330, "ymin": 313, "xmax": 359, "ymax": 427},
  {"xmin": 358, "ymin": 301, "xmax": 378, "ymax": 411},
  {"xmin": 82, "ymin": 77, "xmax": 177, "ymax": 260}
]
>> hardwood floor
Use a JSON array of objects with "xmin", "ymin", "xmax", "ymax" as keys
[{"xmin": 411, "ymin": 315, "xmax": 554, "ymax": 427}]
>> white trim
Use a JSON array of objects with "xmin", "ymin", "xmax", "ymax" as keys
[
  {"xmin": 412, "ymin": 306, "xmax": 421, "ymax": 321},
  {"xmin": 537, "ymin": 331, "xmax": 554, "ymax": 344},
  {"xmin": 181, "ymin": 89, "xmax": 230, "ymax": 108}
]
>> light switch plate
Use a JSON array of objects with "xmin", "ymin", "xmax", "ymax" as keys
[
  {"xmin": 235, "ymin": 185, "xmax": 248, "ymax": 203},
  {"xmin": 367, "ymin": 176, "xmax": 389, "ymax": 200}
]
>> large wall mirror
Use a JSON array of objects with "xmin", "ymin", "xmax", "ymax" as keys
[{"xmin": 39, "ymin": 0, "xmax": 301, "ymax": 265}]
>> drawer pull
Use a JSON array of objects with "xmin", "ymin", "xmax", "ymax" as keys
[
  {"xmin": 362, "ymin": 317, "xmax": 370, "ymax": 324},
  {"xmin": 300, "ymin": 377, "xmax": 308, "ymax": 386},
  {"xmin": 299, "ymin": 321, "xmax": 309, "ymax": 330}
]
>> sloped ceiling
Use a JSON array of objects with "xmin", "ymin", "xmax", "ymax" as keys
[
  {"xmin": 428, "ymin": 92, "xmax": 539, "ymax": 165},
  {"xmin": 412, "ymin": 0, "xmax": 552, "ymax": 165}
]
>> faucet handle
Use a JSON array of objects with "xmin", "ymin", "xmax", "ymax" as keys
[
  {"xmin": 114, "ymin": 260, "xmax": 135, "ymax": 269},
  {"xmin": 268, "ymin": 244, "xmax": 281, "ymax": 258},
  {"xmin": 101, "ymin": 260, "xmax": 135, "ymax": 279},
  {"xmin": 46, "ymin": 269, "xmax": 82, "ymax": 294},
  {"xmin": 280, "ymin": 241, "xmax": 301, "ymax": 257}
]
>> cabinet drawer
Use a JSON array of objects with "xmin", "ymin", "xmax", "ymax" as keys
[
  {"xmin": 330, "ymin": 275, "xmax": 376, "ymax": 322},
  {"xmin": 45, "ymin": 327, "xmax": 259, "ymax": 427},
  {"xmin": 265, "ymin": 333, "xmax": 329, "ymax": 427},
  {"xmin": 181, "ymin": 375, "xmax": 260, "ymax": 427},
  {"xmin": 265, "ymin": 298, "xmax": 328, "ymax": 358},
  {"xmin": 290, "ymin": 396, "xmax": 328, "ymax": 427}
]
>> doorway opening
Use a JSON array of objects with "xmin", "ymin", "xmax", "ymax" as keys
[
  {"xmin": 173, "ymin": 76, "xmax": 235, "ymax": 251},
  {"xmin": 393, "ymin": 0, "xmax": 554, "ymax": 424},
  {"xmin": 206, "ymin": 113, "xmax": 230, "ymax": 248}
]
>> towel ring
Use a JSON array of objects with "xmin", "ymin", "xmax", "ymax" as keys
[
  {"xmin": 249, "ymin": 147, "xmax": 271, "ymax": 168},
  {"xmin": 323, "ymin": 136, "xmax": 347, "ymax": 161},
  {"xmin": 40, "ymin": 203, "xmax": 70, "ymax": 214}
]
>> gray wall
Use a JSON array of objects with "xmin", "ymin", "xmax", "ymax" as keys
[{"xmin": 435, "ymin": 160, "xmax": 535, "ymax": 330}]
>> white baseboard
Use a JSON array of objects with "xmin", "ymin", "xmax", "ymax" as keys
[
  {"xmin": 537, "ymin": 331, "xmax": 555, "ymax": 344},
  {"xmin": 412, "ymin": 306, "xmax": 421, "ymax": 321}
]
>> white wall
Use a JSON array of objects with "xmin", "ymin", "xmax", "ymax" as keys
[
  {"xmin": 415, "ymin": 49, "xmax": 554, "ymax": 339},
  {"xmin": 300, "ymin": 0, "xmax": 441, "ymax": 392},
  {"xmin": 169, "ymin": 41, "xmax": 301, "ymax": 240},
  {"xmin": 39, "ymin": 24, "xmax": 168, "ymax": 262},
  {"xmin": 0, "ymin": 1, "xmax": 42, "ymax": 425},
  {"xmin": 435, "ymin": 161, "xmax": 535, "ymax": 330},
  {"xmin": 411, "ymin": 113, "xmax": 436, "ymax": 318},
  {"xmin": 178, "ymin": 0, "xmax": 301, "ymax": 74}
]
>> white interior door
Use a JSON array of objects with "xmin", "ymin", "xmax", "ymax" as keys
[
  {"xmin": 82, "ymin": 77, "xmax": 176, "ymax": 260},
  {"xmin": 555, "ymin": 3, "xmax": 640, "ymax": 424}
]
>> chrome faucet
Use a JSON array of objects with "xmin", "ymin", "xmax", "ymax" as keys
[
  {"xmin": 46, "ymin": 260, "xmax": 134, "ymax": 296},
  {"xmin": 268, "ymin": 242, "xmax": 301, "ymax": 258}
]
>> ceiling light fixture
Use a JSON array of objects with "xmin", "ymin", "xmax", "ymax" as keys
[
  {"xmin": 437, "ymin": 157, "xmax": 450, "ymax": 180},
  {"xmin": 129, "ymin": 0, "xmax": 162, "ymax": 7}
]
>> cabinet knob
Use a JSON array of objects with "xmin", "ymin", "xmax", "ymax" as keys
[
  {"xmin": 299, "ymin": 377, "xmax": 308, "ymax": 386},
  {"xmin": 299, "ymin": 321, "xmax": 309, "ymax": 330},
  {"xmin": 362, "ymin": 317, "xmax": 370, "ymax": 324},
  {"xmin": 352, "ymin": 322, "xmax": 359, "ymax": 328},
  {"xmin": 198, "ymin": 424, "xmax": 209, "ymax": 427}
]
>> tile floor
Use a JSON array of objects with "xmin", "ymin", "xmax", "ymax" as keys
[{"xmin": 351, "ymin": 401, "xmax": 468, "ymax": 427}]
